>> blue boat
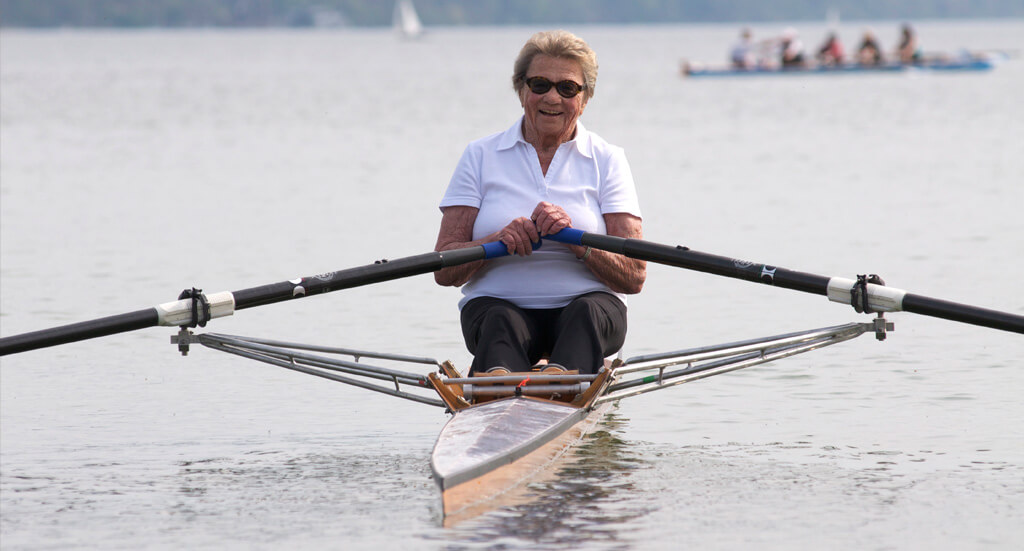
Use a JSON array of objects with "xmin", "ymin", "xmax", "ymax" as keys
[{"xmin": 682, "ymin": 56, "xmax": 997, "ymax": 78}]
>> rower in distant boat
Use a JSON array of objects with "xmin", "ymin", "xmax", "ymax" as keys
[
  {"xmin": 434, "ymin": 30, "xmax": 646, "ymax": 376},
  {"xmin": 730, "ymin": 28, "xmax": 756, "ymax": 69},
  {"xmin": 897, "ymin": 23, "xmax": 922, "ymax": 64},
  {"xmin": 779, "ymin": 27, "xmax": 807, "ymax": 68},
  {"xmin": 857, "ymin": 30, "xmax": 884, "ymax": 66},
  {"xmin": 816, "ymin": 32, "xmax": 846, "ymax": 67}
]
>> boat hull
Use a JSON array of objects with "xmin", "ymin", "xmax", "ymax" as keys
[
  {"xmin": 684, "ymin": 59, "xmax": 995, "ymax": 78},
  {"xmin": 430, "ymin": 397, "xmax": 606, "ymax": 517}
]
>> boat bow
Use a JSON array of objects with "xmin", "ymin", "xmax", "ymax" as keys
[{"xmin": 431, "ymin": 397, "xmax": 590, "ymax": 491}]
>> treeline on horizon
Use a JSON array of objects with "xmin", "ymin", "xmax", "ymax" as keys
[{"xmin": 2, "ymin": 0, "xmax": 1021, "ymax": 28}]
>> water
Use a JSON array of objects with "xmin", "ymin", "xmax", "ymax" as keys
[{"xmin": 2, "ymin": 21, "xmax": 1023, "ymax": 550}]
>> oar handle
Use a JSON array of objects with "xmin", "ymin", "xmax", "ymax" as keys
[
  {"xmin": 481, "ymin": 240, "xmax": 511, "ymax": 258},
  {"xmin": 543, "ymin": 228, "xmax": 586, "ymax": 246},
  {"xmin": 481, "ymin": 238, "xmax": 542, "ymax": 258},
  {"xmin": 542, "ymin": 229, "xmax": 1024, "ymax": 335}
]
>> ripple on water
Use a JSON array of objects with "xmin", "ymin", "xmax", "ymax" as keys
[
  {"xmin": 1, "ymin": 445, "xmax": 443, "ymax": 549},
  {"xmin": 607, "ymin": 439, "xmax": 1024, "ymax": 549}
]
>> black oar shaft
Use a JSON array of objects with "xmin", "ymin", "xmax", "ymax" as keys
[
  {"xmin": 0, "ymin": 309, "xmax": 159, "ymax": 356},
  {"xmin": 232, "ymin": 248, "xmax": 486, "ymax": 311},
  {"xmin": 557, "ymin": 230, "xmax": 1024, "ymax": 335},
  {"xmin": 901, "ymin": 293, "xmax": 1023, "ymax": 333},
  {"xmin": 0, "ymin": 245, "xmax": 497, "ymax": 356},
  {"xmin": 584, "ymin": 233, "xmax": 832, "ymax": 294}
]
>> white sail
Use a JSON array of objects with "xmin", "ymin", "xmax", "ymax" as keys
[
  {"xmin": 393, "ymin": 0, "xmax": 423, "ymax": 38},
  {"xmin": 826, "ymin": 6, "xmax": 840, "ymax": 30}
]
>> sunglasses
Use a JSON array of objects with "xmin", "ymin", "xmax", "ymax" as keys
[{"xmin": 524, "ymin": 76, "xmax": 584, "ymax": 98}]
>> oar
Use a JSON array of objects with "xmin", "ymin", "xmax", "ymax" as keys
[
  {"xmin": 0, "ymin": 241, "xmax": 513, "ymax": 356},
  {"xmin": 544, "ymin": 228, "xmax": 1024, "ymax": 334}
]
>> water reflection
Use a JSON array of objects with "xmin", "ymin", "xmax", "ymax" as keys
[
  {"xmin": 169, "ymin": 447, "xmax": 441, "ymax": 541},
  {"xmin": 441, "ymin": 411, "xmax": 653, "ymax": 548}
]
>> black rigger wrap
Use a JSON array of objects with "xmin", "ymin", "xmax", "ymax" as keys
[
  {"xmin": 177, "ymin": 287, "xmax": 211, "ymax": 328},
  {"xmin": 850, "ymin": 274, "xmax": 886, "ymax": 314}
]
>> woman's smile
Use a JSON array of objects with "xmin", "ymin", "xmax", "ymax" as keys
[{"xmin": 520, "ymin": 54, "xmax": 588, "ymax": 149}]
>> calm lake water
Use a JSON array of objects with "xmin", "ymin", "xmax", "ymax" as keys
[{"xmin": 2, "ymin": 20, "xmax": 1023, "ymax": 550}]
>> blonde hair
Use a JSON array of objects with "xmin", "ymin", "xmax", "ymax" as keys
[{"xmin": 512, "ymin": 30, "xmax": 597, "ymax": 101}]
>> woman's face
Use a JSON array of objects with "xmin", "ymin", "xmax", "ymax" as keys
[{"xmin": 520, "ymin": 55, "xmax": 588, "ymax": 146}]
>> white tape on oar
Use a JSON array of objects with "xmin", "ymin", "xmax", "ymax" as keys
[
  {"xmin": 826, "ymin": 277, "xmax": 906, "ymax": 312},
  {"xmin": 155, "ymin": 291, "xmax": 236, "ymax": 326}
]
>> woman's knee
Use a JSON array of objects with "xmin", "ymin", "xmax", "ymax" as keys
[{"xmin": 563, "ymin": 292, "xmax": 625, "ymax": 323}]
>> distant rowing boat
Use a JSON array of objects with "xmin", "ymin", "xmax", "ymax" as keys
[{"xmin": 682, "ymin": 54, "xmax": 1001, "ymax": 78}]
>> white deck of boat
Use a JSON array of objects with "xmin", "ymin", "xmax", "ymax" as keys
[{"xmin": 430, "ymin": 397, "xmax": 587, "ymax": 491}]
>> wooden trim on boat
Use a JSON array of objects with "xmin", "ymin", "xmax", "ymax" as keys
[
  {"xmin": 570, "ymin": 362, "xmax": 617, "ymax": 408},
  {"xmin": 439, "ymin": 360, "xmax": 462, "ymax": 380},
  {"xmin": 427, "ymin": 371, "xmax": 470, "ymax": 411}
]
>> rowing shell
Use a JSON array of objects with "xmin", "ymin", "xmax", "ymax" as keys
[
  {"xmin": 431, "ymin": 397, "xmax": 610, "ymax": 517},
  {"xmin": 424, "ymin": 322, "xmax": 877, "ymax": 518},
  {"xmin": 3, "ymin": 230, "xmax": 1018, "ymax": 523},
  {"xmin": 151, "ymin": 321, "xmax": 888, "ymax": 521}
]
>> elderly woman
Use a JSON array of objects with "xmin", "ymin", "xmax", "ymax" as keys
[{"xmin": 434, "ymin": 30, "xmax": 646, "ymax": 375}]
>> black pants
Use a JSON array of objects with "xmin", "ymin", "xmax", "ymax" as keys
[{"xmin": 460, "ymin": 292, "xmax": 627, "ymax": 375}]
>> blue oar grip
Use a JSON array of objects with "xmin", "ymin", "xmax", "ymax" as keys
[
  {"xmin": 542, "ymin": 228, "xmax": 585, "ymax": 245},
  {"xmin": 481, "ymin": 238, "xmax": 543, "ymax": 259},
  {"xmin": 482, "ymin": 241, "xmax": 509, "ymax": 259}
]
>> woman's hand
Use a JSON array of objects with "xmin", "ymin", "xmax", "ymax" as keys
[
  {"xmin": 498, "ymin": 216, "xmax": 541, "ymax": 256},
  {"xmin": 531, "ymin": 201, "xmax": 573, "ymax": 236},
  {"xmin": 531, "ymin": 201, "xmax": 588, "ymax": 257},
  {"xmin": 434, "ymin": 206, "xmax": 544, "ymax": 288}
]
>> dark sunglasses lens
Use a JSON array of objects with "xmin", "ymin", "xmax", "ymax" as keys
[
  {"xmin": 527, "ymin": 78, "xmax": 553, "ymax": 94},
  {"xmin": 555, "ymin": 81, "xmax": 581, "ymax": 98}
]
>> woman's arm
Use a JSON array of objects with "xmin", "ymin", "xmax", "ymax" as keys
[
  {"xmin": 578, "ymin": 213, "xmax": 646, "ymax": 294},
  {"xmin": 434, "ymin": 206, "xmax": 540, "ymax": 287},
  {"xmin": 531, "ymin": 202, "xmax": 646, "ymax": 294},
  {"xmin": 434, "ymin": 206, "xmax": 483, "ymax": 287}
]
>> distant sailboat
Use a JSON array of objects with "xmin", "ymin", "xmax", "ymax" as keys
[
  {"xmin": 393, "ymin": 0, "xmax": 424, "ymax": 39},
  {"xmin": 826, "ymin": 6, "xmax": 840, "ymax": 30}
]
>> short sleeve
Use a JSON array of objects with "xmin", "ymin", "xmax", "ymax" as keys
[
  {"xmin": 439, "ymin": 144, "xmax": 483, "ymax": 210},
  {"xmin": 598, "ymin": 146, "xmax": 642, "ymax": 218}
]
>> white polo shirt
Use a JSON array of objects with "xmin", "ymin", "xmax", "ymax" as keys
[{"xmin": 439, "ymin": 117, "xmax": 642, "ymax": 310}]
